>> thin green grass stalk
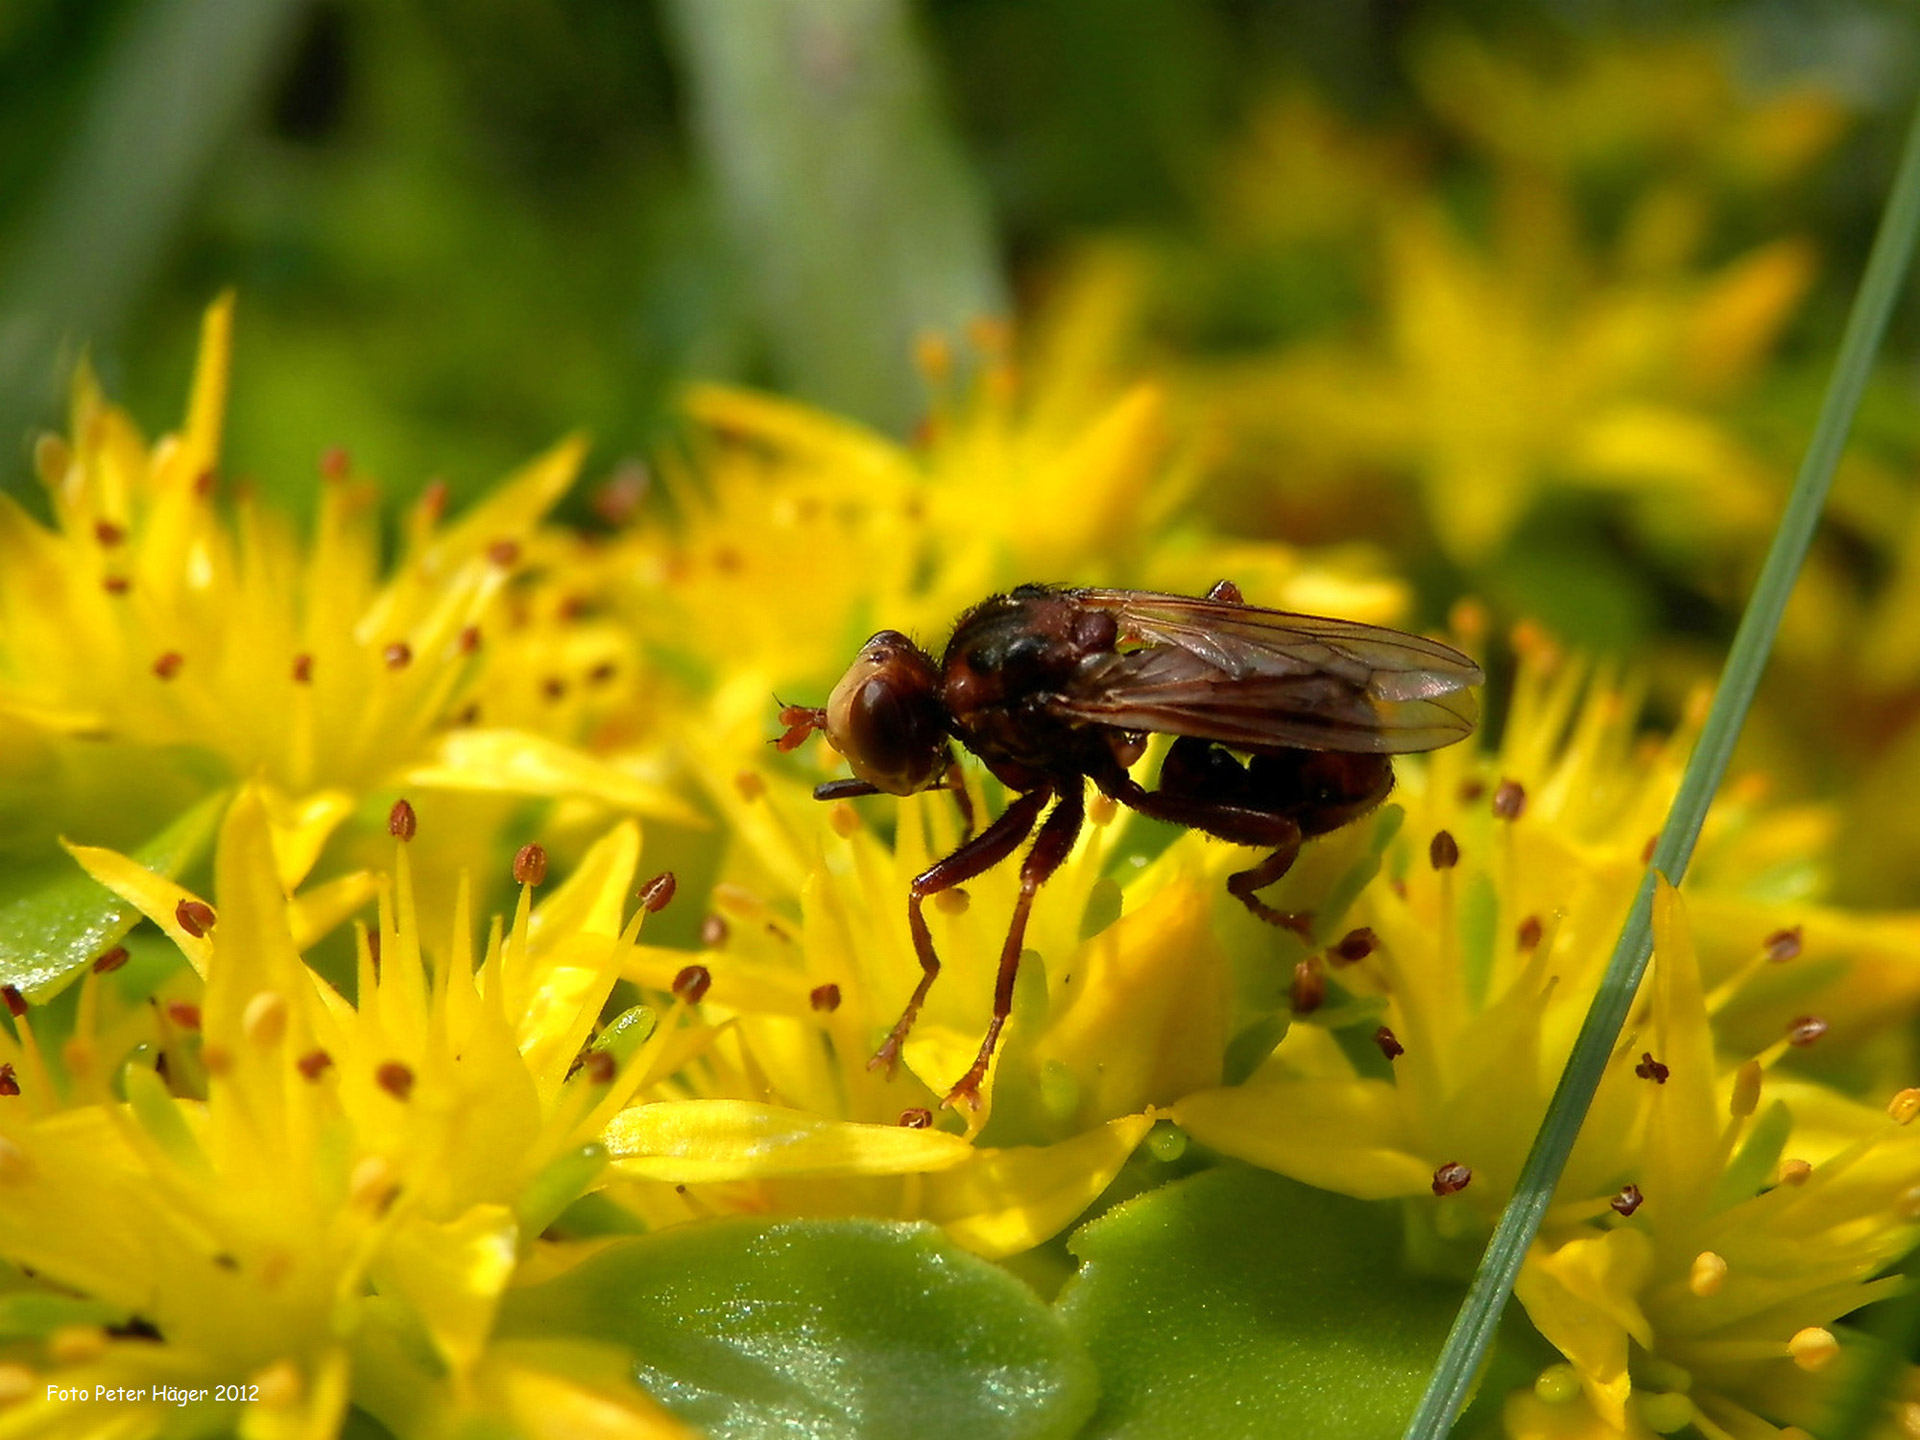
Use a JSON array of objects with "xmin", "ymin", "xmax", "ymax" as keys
[{"xmin": 1403, "ymin": 94, "xmax": 1920, "ymax": 1440}]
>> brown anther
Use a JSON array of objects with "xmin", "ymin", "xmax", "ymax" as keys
[
  {"xmin": 1765, "ymin": 926, "xmax": 1804, "ymax": 963},
  {"xmin": 153, "ymin": 652, "xmax": 184, "ymax": 680},
  {"xmin": 366, "ymin": 930, "xmax": 381, "ymax": 972},
  {"xmin": 1786, "ymin": 1015, "xmax": 1828, "ymax": 1047},
  {"xmin": 1611, "ymin": 1183, "xmax": 1644, "ymax": 1216},
  {"xmin": 420, "ymin": 479, "xmax": 448, "ymax": 521},
  {"xmin": 487, "ymin": 539, "xmax": 521, "ymax": 567},
  {"xmin": 458, "ymin": 625, "xmax": 481, "ymax": 654},
  {"xmin": 1290, "ymin": 956, "xmax": 1326, "ymax": 1014},
  {"xmin": 1, "ymin": 986, "xmax": 24, "ymax": 1018},
  {"xmin": 898, "ymin": 1107, "xmax": 934, "ymax": 1129},
  {"xmin": 1517, "ymin": 915, "xmax": 1544, "ymax": 951},
  {"xmin": 591, "ymin": 464, "xmax": 648, "ymax": 526},
  {"xmin": 92, "ymin": 945, "xmax": 130, "ymax": 974},
  {"xmin": 1331, "ymin": 927, "xmax": 1376, "ymax": 965},
  {"xmin": 1640, "ymin": 834, "xmax": 1659, "ymax": 866},
  {"xmin": 93, "ymin": 519, "xmax": 126, "ymax": 546},
  {"xmin": 699, "ymin": 914, "xmax": 728, "ymax": 948},
  {"xmin": 165, "ymin": 1001, "xmax": 202, "ymax": 1031},
  {"xmin": 638, "ymin": 872, "xmax": 678, "ymax": 913},
  {"xmin": 513, "ymin": 844, "xmax": 547, "ymax": 886},
  {"xmin": 0, "ymin": 1063, "xmax": 18, "ymax": 1097},
  {"xmin": 712, "ymin": 546, "xmax": 743, "ymax": 574},
  {"xmin": 672, "ymin": 965, "xmax": 712, "ymax": 1005},
  {"xmin": 388, "ymin": 799, "xmax": 417, "ymax": 840},
  {"xmin": 540, "ymin": 676, "xmax": 567, "ymax": 702},
  {"xmin": 558, "ymin": 593, "xmax": 589, "ymax": 621},
  {"xmin": 934, "ymin": 887, "xmax": 969, "ymax": 916},
  {"xmin": 296, "ymin": 1049, "xmax": 334, "ymax": 1081},
  {"xmin": 587, "ymin": 660, "xmax": 617, "ymax": 685},
  {"xmin": 1457, "ymin": 779, "xmax": 1485, "ymax": 803},
  {"xmin": 375, "ymin": 1061, "xmax": 415, "ymax": 1100},
  {"xmin": 583, "ymin": 1050, "xmax": 616, "ymax": 1084},
  {"xmin": 455, "ymin": 702, "xmax": 481, "ymax": 725},
  {"xmin": 103, "ymin": 575, "xmax": 130, "ymax": 594},
  {"xmin": 1432, "ymin": 1162, "xmax": 1472, "ymax": 1196},
  {"xmin": 828, "ymin": 803, "xmax": 861, "ymax": 838},
  {"xmin": 1635, "ymin": 1052, "xmax": 1670, "ymax": 1084},
  {"xmin": 1374, "ymin": 1026, "xmax": 1404, "ymax": 1060},
  {"xmin": 176, "ymin": 899, "xmax": 216, "ymax": 937},
  {"xmin": 383, "ymin": 642, "xmax": 412, "ymax": 670},
  {"xmin": 1491, "ymin": 779, "xmax": 1527, "ymax": 820},
  {"xmin": 319, "ymin": 446, "xmax": 351, "ymax": 480},
  {"xmin": 1429, "ymin": 831, "xmax": 1460, "ymax": 870},
  {"xmin": 734, "ymin": 771, "xmax": 766, "ymax": 802},
  {"xmin": 193, "ymin": 468, "xmax": 216, "ymax": 498},
  {"xmin": 809, "ymin": 983, "xmax": 842, "ymax": 1012},
  {"xmin": 291, "ymin": 653, "xmax": 313, "ymax": 684}
]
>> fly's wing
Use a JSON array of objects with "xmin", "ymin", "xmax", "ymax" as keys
[{"xmin": 1049, "ymin": 589, "xmax": 1484, "ymax": 754}]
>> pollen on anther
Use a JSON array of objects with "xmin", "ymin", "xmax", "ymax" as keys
[
  {"xmin": 638, "ymin": 872, "xmax": 677, "ymax": 912},
  {"xmin": 1688, "ymin": 1251, "xmax": 1728, "ymax": 1297},
  {"xmin": 829, "ymin": 803, "xmax": 861, "ymax": 838},
  {"xmin": 583, "ymin": 1050, "xmax": 616, "ymax": 1084},
  {"xmin": 1788, "ymin": 1327, "xmax": 1839, "ymax": 1372},
  {"xmin": 0, "ymin": 986, "xmax": 24, "ymax": 1018},
  {"xmin": 1516, "ymin": 915, "xmax": 1544, "ymax": 951},
  {"xmin": 0, "ymin": 1063, "xmax": 18, "ymax": 1097},
  {"xmin": 1290, "ymin": 957, "xmax": 1326, "ymax": 1014},
  {"xmin": 1429, "ymin": 830, "xmax": 1460, "ymax": 870},
  {"xmin": 176, "ymin": 898, "xmax": 216, "ymax": 936},
  {"xmin": 1611, "ymin": 1184, "xmax": 1644, "ymax": 1216},
  {"xmin": 375, "ymin": 1061, "xmax": 415, "ymax": 1100},
  {"xmin": 1635, "ymin": 1052, "xmax": 1669, "ymax": 1084},
  {"xmin": 1765, "ymin": 926, "xmax": 1804, "ymax": 963},
  {"xmin": 514, "ymin": 844, "xmax": 548, "ymax": 886},
  {"xmin": 93, "ymin": 946, "xmax": 129, "ymax": 974},
  {"xmin": 1374, "ymin": 1026, "xmax": 1404, "ymax": 1060},
  {"xmin": 899, "ymin": 1107, "xmax": 934, "ymax": 1129},
  {"xmin": 388, "ymin": 799, "xmax": 417, "ymax": 841},
  {"xmin": 153, "ymin": 652, "xmax": 184, "ymax": 680},
  {"xmin": 1332, "ymin": 927, "xmax": 1376, "ymax": 964},
  {"xmin": 1491, "ymin": 779, "xmax": 1527, "ymax": 820},
  {"xmin": 1432, "ymin": 1162, "xmax": 1471, "ymax": 1196},
  {"xmin": 734, "ymin": 771, "xmax": 766, "ymax": 802},
  {"xmin": 243, "ymin": 992, "xmax": 288, "ymax": 1047},
  {"xmin": 93, "ymin": 519, "xmax": 126, "ymax": 546},
  {"xmin": 1889, "ymin": 1088, "xmax": 1920, "ymax": 1125},
  {"xmin": 297, "ymin": 1049, "xmax": 334, "ymax": 1081},
  {"xmin": 384, "ymin": 642, "xmax": 413, "ymax": 670},
  {"xmin": 673, "ymin": 965, "xmax": 712, "ymax": 1005},
  {"xmin": 1786, "ymin": 1015, "xmax": 1828, "ymax": 1047},
  {"xmin": 1776, "ymin": 1158, "xmax": 1812, "ymax": 1187}
]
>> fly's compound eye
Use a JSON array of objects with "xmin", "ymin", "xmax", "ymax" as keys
[{"xmin": 826, "ymin": 633, "xmax": 946, "ymax": 796}]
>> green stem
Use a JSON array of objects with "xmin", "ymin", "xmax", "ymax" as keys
[{"xmin": 1403, "ymin": 93, "xmax": 1920, "ymax": 1440}]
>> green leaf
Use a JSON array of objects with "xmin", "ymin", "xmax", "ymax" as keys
[
  {"xmin": 1057, "ymin": 1165, "xmax": 1462, "ymax": 1439},
  {"xmin": 499, "ymin": 1217, "xmax": 1097, "ymax": 1440},
  {"xmin": 0, "ymin": 790, "xmax": 225, "ymax": 1001}
]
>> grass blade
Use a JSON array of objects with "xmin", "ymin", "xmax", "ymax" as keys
[{"xmin": 1402, "ymin": 93, "xmax": 1920, "ymax": 1440}]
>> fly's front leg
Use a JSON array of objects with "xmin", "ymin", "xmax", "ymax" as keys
[
  {"xmin": 869, "ymin": 785, "xmax": 1051, "ymax": 1078},
  {"xmin": 944, "ymin": 781, "xmax": 1086, "ymax": 1110}
]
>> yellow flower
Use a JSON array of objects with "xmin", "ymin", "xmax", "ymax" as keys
[
  {"xmin": 0, "ymin": 296, "xmax": 694, "ymax": 863},
  {"xmin": 1507, "ymin": 882, "xmax": 1920, "ymax": 1440},
  {"xmin": 0, "ymin": 786, "xmax": 691, "ymax": 1438}
]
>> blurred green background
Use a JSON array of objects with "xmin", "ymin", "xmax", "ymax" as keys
[{"xmin": 5, "ymin": 0, "xmax": 1920, "ymax": 898}]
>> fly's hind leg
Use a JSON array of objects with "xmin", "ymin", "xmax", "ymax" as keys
[{"xmin": 1099, "ymin": 738, "xmax": 1313, "ymax": 936}]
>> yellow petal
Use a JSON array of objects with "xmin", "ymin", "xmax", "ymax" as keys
[
  {"xmin": 603, "ymin": 1100, "xmax": 972, "ymax": 1182},
  {"xmin": 62, "ymin": 840, "xmax": 214, "ymax": 978},
  {"xmin": 403, "ymin": 729, "xmax": 704, "ymax": 825},
  {"xmin": 924, "ymin": 1114, "xmax": 1153, "ymax": 1257},
  {"xmin": 481, "ymin": 1340, "xmax": 701, "ymax": 1440},
  {"xmin": 1513, "ymin": 1230, "xmax": 1655, "ymax": 1432},
  {"xmin": 1172, "ymin": 1079, "xmax": 1435, "ymax": 1199},
  {"xmin": 375, "ymin": 1205, "xmax": 520, "ymax": 1382}
]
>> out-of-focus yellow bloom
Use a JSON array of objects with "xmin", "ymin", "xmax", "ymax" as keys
[{"xmin": 0, "ymin": 786, "xmax": 691, "ymax": 1439}]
